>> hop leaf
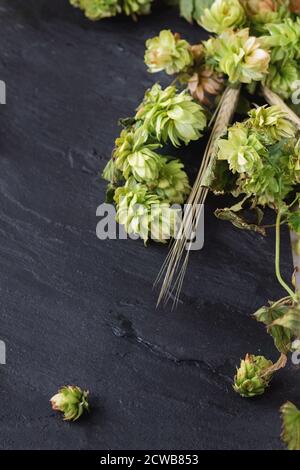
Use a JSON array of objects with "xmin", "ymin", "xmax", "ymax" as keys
[
  {"xmin": 233, "ymin": 354, "xmax": 274, "ymax": 398},
  {"xmin": 135, "ymin": 84, "xmax": 207, "ymax": 147},
  {"xmin": 70, "ymin": 0, "xmax": 121, "ymax": 20},
  {"xmin": 145, "ymin": 30, "xmax": 193, "ymax": 75},
  {"xmin": 254, "ymin": 301, "xmax": 293, "ymax": 354},
  {"xmin": 200, "ymin": 0, "xmax": 246, "ymax": 34},
  {"xmin": 114, "ymin": 179, "xmax": 180, "ymax": 244},
  {"xmin": 288, "ymin": 210, "xmax": 300, "ymax": 233},
  {"xmin": 204, "ymin": 28, "xmax": 270, "ymax": 84},
  {"xmin": 280, "ymin": 402, "xmax": 300, "ymax": 450},
  {"xmin": 272, "ymin": 303, "xmax": 300, "ymax": 338},
  {"xmin": 50, "ymin": 386, "xmax": 89, "ymax": 421},
  {"xmin": 247, "ymin": 105, "xmax": 296, "ymax": 145}
]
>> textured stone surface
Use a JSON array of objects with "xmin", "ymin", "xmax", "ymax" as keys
[{"xmin": 0, "ymin": 0, "xmax": 299, "ymax": 450}]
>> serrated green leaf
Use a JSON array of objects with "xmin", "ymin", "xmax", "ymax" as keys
[
  {"xmin": 281, "ymin": 401, "xmax": 300, "ymax": 451},
  {"xmin": 208, "ymin": 160, "xmax": 237, "ymax": 194},
  {"xmin": 288, "ymin": 211, "xmax": 300, "ymax": 234},
  {"xmin": 254, "ymin": 303, "xmax": 293, "ymax": 355},
  {"xmin": 272, "ymin": 304, "xmax": 300, "ymax": 338},
  {"xmin": 105, "ymin": 183, "xmax": 116, "ymax": 203}
]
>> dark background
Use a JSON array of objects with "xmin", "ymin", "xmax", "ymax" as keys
[{"xmin": 0, "ymin": 0, "xmax": 299, "ymax": 450}]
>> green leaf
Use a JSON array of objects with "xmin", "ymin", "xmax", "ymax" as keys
[
  {"xmin": 102, "ymin": 159, "xmax": 122, "ymax": 184},
  {"xmin": 208, "ymin": 160, "xmax": 237, "ymax": 194},
  {"xmin": 272, "ymin": 304, "xmax": 300, "ymax": 338},
  {"xmin": 281, "ymin": 402, "xmax": 300, "ymax": 451},
  {"xmin": 118, "ymin": 117, "xmax": 136, "ymax": 129},
  {"xmin": 214, "ymin": 208, "xmax": 266, "ymax": 235},
  {"xmin": 105, "ymin": 183, "xmax": 116, "ymax": 204},
  {"xmin": 254, "ymin": 302, "xmax": 293, "ymax": 355},
  {"xmin": 288, "ymin": 211, "xmax": 300, "ymax": 234},
  {"xmin": 179, "ymin": 0, "xmax": 194, "ymax": 22}
]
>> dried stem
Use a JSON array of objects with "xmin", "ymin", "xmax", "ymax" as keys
[{"xmin": 156, "ymin": 85, "xmax": 241, "ymax": 307}]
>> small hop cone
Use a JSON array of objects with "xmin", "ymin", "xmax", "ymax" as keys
[
  {"xmin": 50, "ymin": 386, "xmax": 89, "ymax": 421},
  {"xmin": 205, "ymin": 28, "xmax": 270, "ymax": 84},
  {"xmin": 233, "ymin": 354, "xmax": 274, "ymax": 398},
  {"xmin": 200, "ymin": 0, "xmax": 246, "ymax": 34},
  {"xmin": 188, "ymin": 67, "xmax": 224, "ymax": 106},
  {"xmin": 145, "ymin": 30, "xmax": 193, "ymax": 75}
]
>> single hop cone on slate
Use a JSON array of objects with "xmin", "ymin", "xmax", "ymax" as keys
[
  {"xmin": 233, "ymin": 354, "xmax": 274, "ymax": 397},
  {"xmin": 50, "ymin": 385, "xmax": 89, "ymax": 421}
]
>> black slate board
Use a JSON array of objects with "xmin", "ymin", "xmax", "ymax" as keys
[{"xmin": 0, "ymin": 0, "xmax": 299, "ymax": 450}]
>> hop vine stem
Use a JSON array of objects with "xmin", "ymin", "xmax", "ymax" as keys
[{"xmin": 275, "ymin": 210, "xmax": 297, "ymax": 301}]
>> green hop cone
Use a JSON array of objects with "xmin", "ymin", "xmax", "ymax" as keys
[
  {"xmin": 114, "ymin": 179, "xmax": 180, "ymax": 244},
  {"xmin": 123, "ymin": 0, "xmax": 153, "ymax": 16},
  {"xmin": 50, "ymin": 386, "xmax": 89, "ymax": 421},
  {"xmin": 247, "ymin": 105, "xmax": 296, "ymax": 144},
  {"xmin": 280, "ymin": 401, "xmax": 300, "ymax": 450},
  {"xmin": 263, "ymin": 59, "xmax": 300, "ymax": 100},
  {"xmin": 217, "ymin": 125, "xmax": 266, "ymax": 174},
  {"xmin": 113, "ymin": 128, "xmax": 164, "ymax": 182},
  {"xmin": 261, "ymin": 18, "xmax": 300, "ymax": 62},
  {"xmin": 240, "ymin": 0, "xmax": 290, "ymax": 33},
  {"xmin": 200, "ymin": 0, "xmax": 246, "ymax": 34},
  {"xmin": 70, "ymin": 0, "xmax": 121, "ymax": 20},
  {"xmin": 233, "ymin": 354, "xmax": 274, "ymax": 398},
  {"xmin": 205, "ymin": 28, "xmax": 270, "ymax": 84},
  {"xmin": 152, "ymin": 159, "xmax": 190, "ymax": 204},
  {"xmin": 145, "ymin": 30, "xmax": 193, "ymax": 75},
  {"xmin": 135, "ymin": 84, "xmax": 207, "ymax": 147}
]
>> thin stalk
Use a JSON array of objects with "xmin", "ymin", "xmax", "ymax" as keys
[{"xmin": 275, "ymin": 210, "xmax": 296, "ymax": 300}]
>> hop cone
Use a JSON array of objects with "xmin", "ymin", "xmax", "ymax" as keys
[
  {"xmin": 264, "ymin": 59, "xmax": 300, "ymax": 100},
  {"xmin": 152, "ymin": 159, "xmax": 190, "ymax": 204},
  {"xmin": 261, "ymin": 18, "xmax": 300, "ymax": 62},
  {"xmin": 123, "ymin": 0, "xmax": 153, "ymax": 16},
  {"xmin": 113, "ymin": 129, "xmax": 164, "ymax": 182},
  {"xmin": 188, "ymin": 67, "xmax": 224, "ymax": 106},
  {"xmin": 135, "ymin": 84, "xmax": 207, "ymax": 147},
  {"xmin": 145, "ymin": 30, "xmax": 193, "ymax": 75},
  {"xmin": 200, "ymin": 0, "xmax": 246, "ymax": 34},
  {"xmin": 240, "ymin": 0, "xmax": 289, "ymax": 31},
  {"xmin": 247, "ymin": 105, "xmax": 296, "ymax": 144},
  {"xmin": 50, "ymin": 386, "xmax": 89, "ymax": 421},
  {"xmin": 70, "ymin": 0, "xmax": 121, "ymax": 20},
  {"xmin": 114, "ymin": 180, "xmax": 180, "ymax": 243},
  {"xmin": 217, "ymin": 125, "xmax": 266, "ymax": 174},
  {"xmin": 233, "ymin": 354, "xmax": 274, "ymax": 397},
  {"xmin": 205, "ymin": 28, "xmax": 270, "ymax": 84}
]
